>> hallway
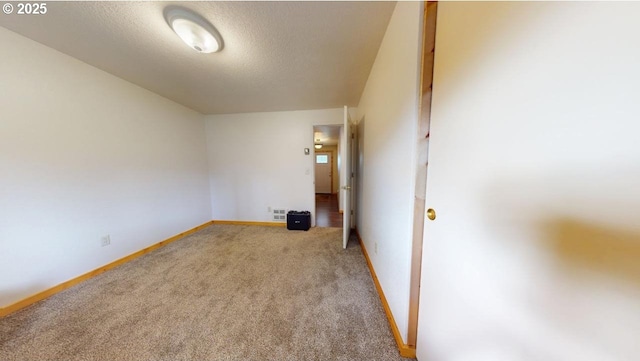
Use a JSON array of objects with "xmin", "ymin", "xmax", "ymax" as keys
[{"xmin": 315, "ymin": 193, "xmax": 342, "ymax": 228}]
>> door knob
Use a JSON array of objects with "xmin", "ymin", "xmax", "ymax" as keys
[
  {"xmin": 426, "ymin": 208, "xmax": 436, "ymax": 220},
  {"xmin": 342, "ymin": 186, "xmax": 352, "ymax": 190}
]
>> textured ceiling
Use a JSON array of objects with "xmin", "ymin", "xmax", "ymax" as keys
[{"xmin": 0, "ymin": 1, "xmax": 396, "ymax": 114}]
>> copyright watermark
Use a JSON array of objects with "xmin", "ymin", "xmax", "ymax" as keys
[
  {"xmin": 2, "ymin": 3, "xmax": 13, "ymax": 14},
  {"xmin": 3, "ymin": 3, "xmax": 47, "ymax": 15}
]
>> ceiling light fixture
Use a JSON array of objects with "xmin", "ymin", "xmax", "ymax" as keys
[
  {"xmin": 164, "ymin": 7, "xmax": 224, "ymax": 53},
  {"xmin": 314, "ymin": 144, "xmax": 323, "ymax": 149}
]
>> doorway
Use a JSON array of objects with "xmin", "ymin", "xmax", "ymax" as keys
[
  {"xmin": 315, "ymin": 193, "xmax": 342, "ymax": 227},
  {"xmin": 313, "ymin": 125, "xmax": 342, "ymax": 228},
  {"xmin": 314, "ymin": 152, "xmax": 332, "ymax": 193}
]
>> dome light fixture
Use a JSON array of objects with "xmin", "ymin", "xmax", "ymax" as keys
[
  {"xmin": 314, "ymin": 144, "xmax": 323, "ymax": 149},
  {"xmin": 164, "ymin": 7, "xmax": 223, "ymax": 53}
]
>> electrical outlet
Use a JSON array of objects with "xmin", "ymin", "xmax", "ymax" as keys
[
  {"xmin": 101, "ymin": 235, "xmax": 111, "ymax": 247},
  {"xmin": 375, "ymin": 242, "xmax": 378, "ymax": 254},
  {"xmin": 268, "ymin": 206, "xmax": 272, "ymax": 213}
]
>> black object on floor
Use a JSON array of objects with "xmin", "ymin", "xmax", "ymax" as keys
[{"xmin": 287, "ymin": 211, "xmax": 311, "ymax": 231}]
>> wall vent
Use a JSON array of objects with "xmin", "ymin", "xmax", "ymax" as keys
[{"xmin": 273, "ymin": 209, "xmax": 286, "ymax": 222}]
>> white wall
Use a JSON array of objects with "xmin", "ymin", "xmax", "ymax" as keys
[
  {"xmin": 205, "ymin": 109, "xmax": 343, "ymax": 226},
  {"xmin": 0, "ymin": 28, "xmax": 211, "ymax": 308},
  {"xmin": 355, "ymin": 1, "xmax": 423, "ymax": 343},
  {"xmin": 417, "ymin": 2, "xmax": 640, "ymax": 360}
]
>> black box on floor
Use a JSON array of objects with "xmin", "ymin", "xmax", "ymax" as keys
[{"xmin": 287, "ymin": 211, "xmax": 311, "ymax": 231}]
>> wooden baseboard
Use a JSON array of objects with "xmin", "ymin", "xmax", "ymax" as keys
[
  {"xmin": 0, "ymin": 220, "xmax": 215, "ymax": 318},
  {"xmin": 355, "ymin": 229, "xmax": 417, "ymax": 359},
  {"xmin": 212, "ymin": 220, "xmax": 286, "ymax": 227}
]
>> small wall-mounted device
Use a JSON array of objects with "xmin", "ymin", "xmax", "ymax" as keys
[{"xmin": 304, "ymin": 148, "xmax": 310, "ymax": 155}]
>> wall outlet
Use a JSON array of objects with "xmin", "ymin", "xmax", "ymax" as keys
[
  {"xmin": 268, "ymin": 206, "xmax": 272, "ymax": 213},
  {"xmin": 375, "ymin": 242, "xmax": 378, "ymax": 254},
  {"xmin": 101, "ymin": 235, "xmax": 111, "ymax": 247}
]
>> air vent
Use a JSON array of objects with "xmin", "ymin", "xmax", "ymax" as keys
[{"xmin": 273, "ymin": 209, "xmax": 286, "ymax": 222}]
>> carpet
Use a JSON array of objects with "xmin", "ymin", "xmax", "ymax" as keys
[{"xmin": 0, "ymin": 225, "xmax": 412, "ymax": 361}]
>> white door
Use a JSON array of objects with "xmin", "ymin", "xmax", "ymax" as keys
[
  {"xmin": 314, "ymin": 152, "xmax": 332, "ymax": 193},
  {"xmin": 342, "ymin": 106, "xmax": 352, "ymax": 249},
  {"xmin": 416, "ymin": 2, "xmax": 640, "ymax": 360}
]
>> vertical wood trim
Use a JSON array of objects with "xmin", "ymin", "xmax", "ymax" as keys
[{"xmin": 408, "ymin": 0, "xmax": 439, "ymax": 347}]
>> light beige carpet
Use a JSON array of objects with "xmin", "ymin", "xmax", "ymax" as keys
[{"xmin": 0, "ymin": 225, "xmax": 412, "ymax": 361}]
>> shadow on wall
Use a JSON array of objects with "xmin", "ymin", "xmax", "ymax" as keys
[
  {"xmin": 481, "ymin": 169, "xmax": 640, "ymax": 289},
  {"xmin": 478, "ymin": 172, "xmax": 640, "ymax": 290},
  {"xmin": 475, "ymin": 167, "xmax": 640, "ymax": 358},
  {"xmin": 541, "ymin": 218, "xmax": 640, "ymax": 287}
]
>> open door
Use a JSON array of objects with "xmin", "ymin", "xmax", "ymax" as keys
[
  {"xmin": 342, "ymin": 106, "xmax": 352, "ymax": 249},
  {"xmin": 416, "ymin": 2, "xmax": 640, "ymax": 360}
]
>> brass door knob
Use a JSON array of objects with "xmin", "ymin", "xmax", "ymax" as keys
[{"xmin": 426, "ymin": 208, "xmax": 436, "ymax": 220}]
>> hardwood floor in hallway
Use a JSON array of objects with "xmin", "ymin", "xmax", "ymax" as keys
[{"xmin": 315, "ymin": 193, "xmax": 342, "ymax": 228}]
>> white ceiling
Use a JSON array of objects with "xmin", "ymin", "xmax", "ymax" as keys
[{"xmin": 0, "ymin": 1, "xmax": 396, "ymax": 115}]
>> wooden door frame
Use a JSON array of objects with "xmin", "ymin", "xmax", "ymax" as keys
[{"xmin": 407, "ymin": 0, "xmax": 438, "ymax": 348}]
